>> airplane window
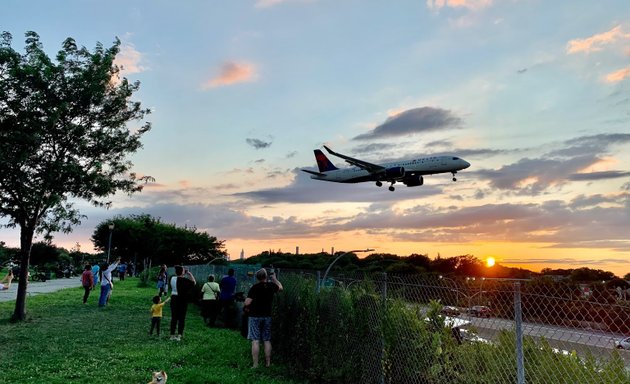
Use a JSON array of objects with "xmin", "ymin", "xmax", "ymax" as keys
[{"xmin": 452, "ymin": 157, "xmax": 459, "ymax": 160}]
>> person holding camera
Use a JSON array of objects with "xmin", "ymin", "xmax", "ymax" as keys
[
  {"xmin": 169, "ymin": 265, "xmax": 196, "ymax": 341},
  {"xmin": 244, "ymin": 267, "xmax": 283, "ymax": 368}
]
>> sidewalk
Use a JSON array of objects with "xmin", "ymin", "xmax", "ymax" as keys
[{"xmin": 0, "ymin": 277, "xmax": 83, "ymax": 302}]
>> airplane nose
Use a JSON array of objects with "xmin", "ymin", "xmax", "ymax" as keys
[{"xmin": 463, "ymin": 160, "xmax": 471, "ymax": 169}]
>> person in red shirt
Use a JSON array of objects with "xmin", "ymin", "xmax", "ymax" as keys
[{"xmin": 81, "ymin": 264, "xmax": 94, "ymax": 304}]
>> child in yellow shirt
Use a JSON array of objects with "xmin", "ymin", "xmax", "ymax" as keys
[{"xmin": 149, "ymin": 295, "xmax": 170, "ymax": 336}]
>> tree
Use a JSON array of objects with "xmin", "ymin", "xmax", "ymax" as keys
[
  {"xmin": 91, "ymin": 215, "xmax": 227, "ymax": 267},
  {"xmin": 0, "ymin": 32, "xmax": 151, "ymax": 321}
]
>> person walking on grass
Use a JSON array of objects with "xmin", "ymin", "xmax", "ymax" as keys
[
  {"xmin": 169, "ymin": 265, "xmax": 196, "ymax": 341},
  {"xmin": 149, "ymin": 295, "xmax": 170, "ymax": 337},
  {"xmin": 98, "ymin": 258, "xmax": 120, "ymax": 307},
  {"xmin": 244, "ymin": 268, "xmax": 283, "ymax": 368},
  {"xmin": 0, "ymin": 269, "xmax": 14, "ymax": 290},
  {"xmin": 81, "ymin": 264, "xmax": 94, "ymax": 304}
]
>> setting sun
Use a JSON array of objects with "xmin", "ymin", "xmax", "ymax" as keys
[{"xmin": 486, "ymin": 257, "xmax": 496, "ymax": 267}]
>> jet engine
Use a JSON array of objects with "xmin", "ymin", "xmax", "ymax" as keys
[
  {"xmin": 403, "ymin": 175, "xmax": 424, "ymax": 187},
  {"xmin": 384, "ymin": 166, "xmax": 405, "ymax": 179}
]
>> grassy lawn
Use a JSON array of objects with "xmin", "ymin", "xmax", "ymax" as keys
[{"xmin": 0, "ymin": 280, "xmax": 304, "ymax": 384}]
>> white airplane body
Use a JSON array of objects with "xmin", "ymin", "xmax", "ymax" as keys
[{"xmin": 302, "ymin": 146, "xmax": 470, "ymax": 191}]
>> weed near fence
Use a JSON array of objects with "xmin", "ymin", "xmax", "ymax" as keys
[{"xmin": 271, "ymin": 272, "xmax": 630, "ymax": 384}]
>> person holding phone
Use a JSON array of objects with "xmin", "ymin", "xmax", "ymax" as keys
[
  {"xmin": 169, "ymin": 265, "xmax": 196, "ymax": 341},
  {"xmin": 244, "ymin": 268, "xmax": 283, "ymax": 368}
]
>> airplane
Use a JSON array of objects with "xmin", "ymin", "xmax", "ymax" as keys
[{"xmin": 302, "ymin": 145, "xmax": 471, "ymax": 191}]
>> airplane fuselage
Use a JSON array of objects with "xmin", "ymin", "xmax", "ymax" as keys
[{"xmin": 309, "ymin": 155, "xmax": 470, "ymax": 184}]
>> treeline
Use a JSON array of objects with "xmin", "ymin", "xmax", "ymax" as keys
[
  {"xmin": 236, "ymin": 251, "xmax": 536, "ymax": 279},
  {"xmin": 0, "ymin": 214, "xmax": 227, "ymax": 272},
  {"xmin": 237, "ymin": 251, "xmax": 630, "ymax": 281}
]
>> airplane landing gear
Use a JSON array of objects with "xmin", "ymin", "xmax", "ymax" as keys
[
  {"xmin": 389, "ymin": 185, "xmax": 395, "ymax": 191},
  {"xmin": 452, "ymin": 172, "xmax": 457, "ymax": 182},
  {"xmin": 376, "ymin": 181, "xmax": 382, "ymax": 187}
]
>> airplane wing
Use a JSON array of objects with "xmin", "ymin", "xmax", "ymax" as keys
[{"xmin": 323, "ymin": 145, "xmax": 385, "ymax": 173}]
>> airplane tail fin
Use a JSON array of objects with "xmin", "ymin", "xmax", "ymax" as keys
[{"xmin": 314, "ymin": 149, "xmax": 338, "ymax": 172}]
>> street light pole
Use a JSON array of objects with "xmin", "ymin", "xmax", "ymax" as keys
[
  {"xmin": 106, "ymin": 223, "xmax": 115, "ymax": 264},
  {"xmin": 319, "ymin": 248, "xmax": 374, "ymax": 292}
]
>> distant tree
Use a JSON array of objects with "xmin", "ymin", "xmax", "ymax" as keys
[
  {"xmin": 0, "ymin": 31, "xmax": 151, "ymax": 321},
  {"xmin": 623, "ymin": 273, "xmax": 630, "ymax": 281},
  {"xmin": 91, "ymin": 215, "xmax": 227, "ymax": 266},
  {"xmin": 569, "ymin": 267, "xmax": 615, "ymax": 282}
]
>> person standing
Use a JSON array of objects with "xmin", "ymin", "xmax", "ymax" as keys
[
  {"xmin": 219, "ymin": 268, "xmax": 237, "ymax": 327},
  {"xmin": 149, "ymin": 295, "xmax": 170, "ymax": 337},
  {"xmin": 156, "ymin": 265, "xmax": 168, "ymax": 297},
  {"xmin": 118, "ymin": 262, "xmax": 127, "ymax": 281},
  {"xmin": 245, "ymin": 268, "xmax": 283, "ymax": 368},
  {"xmin": 98, "ymin": 258, "xmax": 120, "ymax": 307},
  {"xmin": 169, "ymin": 265, "xmax": 196, "ymax": 341},
  {"xmin": 91, "ymin": 264, "xmax": 100, "ymax": 287},
  {"xmin": 200, "ymin": 275, "xmax": 221, "ymax": 326},
  {"xmin": 81, "ymin": 264, "xmax": 94, "ymax": 304}
]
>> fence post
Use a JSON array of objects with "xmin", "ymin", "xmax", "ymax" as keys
[
  {"xmin": 514, "ymin": 282, "xmax": 525, "ymax": 384},
  {"xmin": 380, "ymin": 272, "xmax": 387, "ymax": 384}
]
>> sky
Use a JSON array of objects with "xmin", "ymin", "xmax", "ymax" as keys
[{"xmin": 2, "ymin": 0, "xmax": 630, "ymax": 277}]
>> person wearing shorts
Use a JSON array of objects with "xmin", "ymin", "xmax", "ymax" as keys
[{"xmin": 244, "ymin": 268, "xmax": 283, "ymax": 368}]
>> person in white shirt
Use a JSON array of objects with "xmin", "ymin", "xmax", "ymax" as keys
[{"xmin": 98, "ymin": 258, "xmax": 120, "ymax": 307}]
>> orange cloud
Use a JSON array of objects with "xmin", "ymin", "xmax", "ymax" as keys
[
  {"xmin": 426, "ymin": 0, "xmax": 493, "ymax": 11},
  {"xmin": 203, "ymin": 61, "xmax": 256, "ymax": 89},
  {"xmin": 566, "ymin": 25, "xmax": 630, "ymax": 54},
  {"xmin": 605, "ymin": 67, "xmax": 630, "ymax": 83}
]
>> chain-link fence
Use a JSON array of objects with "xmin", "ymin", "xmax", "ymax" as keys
[{"xmin": 272, "ymin": 270, "xmax": 630, "ymax": 383}]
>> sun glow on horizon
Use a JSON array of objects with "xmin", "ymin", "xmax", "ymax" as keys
[{"xmin": 486, "ymin": 257, "xmax": 496, "ymax": 267}]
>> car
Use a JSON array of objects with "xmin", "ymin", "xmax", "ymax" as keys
[
  {"xmin": 467, "ymin": 305, "xmax": 492, "ymax": 317},
  {"xmin": 440, "ymin": 306, "xmax": 461, "ymax": 316},
  {"xmin": 615, "ymin": 336, "xmax": 630, "ymax": 350}
]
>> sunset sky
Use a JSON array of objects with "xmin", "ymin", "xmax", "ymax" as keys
[{"xmin": 2, "ymin": 0, "xmax": 630, "ymax": 276}]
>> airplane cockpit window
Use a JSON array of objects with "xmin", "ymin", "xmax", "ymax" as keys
[{"xmin": 452, "ymin": 157, "xmax": 459, "ymax": 160}]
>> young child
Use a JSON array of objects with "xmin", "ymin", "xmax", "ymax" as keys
[{"xmin": 149, "ymin": 295, "xmax": 171, "ymax": 336}]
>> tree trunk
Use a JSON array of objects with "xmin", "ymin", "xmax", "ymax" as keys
[{"xmin": 12, "ymin": 224, "xmax": 35, "ymax": 321}]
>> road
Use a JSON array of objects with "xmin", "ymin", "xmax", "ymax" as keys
[
  {"xmin": 0, "ymin": 277, "xmax": 83, "ymax": 302},
  {"xmin": 461, "ymin": 314, "xmax": 630, "ymax": 368}
]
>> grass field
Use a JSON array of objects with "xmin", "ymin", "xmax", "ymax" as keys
[{"xmin": 0, "ymin": 280, "xmax": 304, "ymax": 384}]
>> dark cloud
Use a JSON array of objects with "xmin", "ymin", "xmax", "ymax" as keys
[
  {"xmin": 517, "ymin": 68, "xmax": 528, "ymax": 74},
  {"xmin": 550, "ymin": 133, "xmax": 630, "ymax": 158},
  {"xmin": 353, "ymin": 107, "xmax": 462, "ymax": 141},
  {"xmin": 469, "ymin": 132, "xmax": 630, "ymax": 195},
  {"xmin": 569, "ymin": 171, "xmax": 630, "ymax": 181},
  {"xmin": 234, "ymin": 168, "xmax": 444, "ymax": 203},
  {"xmin": 473, "ymin": 155, "xmax": 596, "ymax": 194},
  {"xmin": 350, "ymin": 142, "xmax": 398, "ymax": 154},
  {"xmin": 246, "ymin": 138, "xmax": 272, "ymax": 149},
  {"xmin": 286, "ymin": 151, "xmax": 298, "ymax": 158}
]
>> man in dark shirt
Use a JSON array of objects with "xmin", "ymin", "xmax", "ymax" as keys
[
  {"xmin": 169, "ymin": 265, "xmax": 196, "ymax": 341},
  {"xmin": 245, "ymin": 268, "xmax": 283, "ymax": 368},
  {"xmin": 219, "ymin": 268, "xmax": 237, "ymax": 327}
]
